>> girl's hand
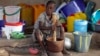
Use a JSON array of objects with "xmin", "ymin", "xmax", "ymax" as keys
[{"xmin": 51, "ymin": 24, "xmax": 56, "ymax": 31}]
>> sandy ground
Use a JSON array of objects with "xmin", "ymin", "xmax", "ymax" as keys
[
  {"xmin": 9, "ymin": 49, "xmax": 100, "ymax": 56},
  {"xmin": 0, "ymin": 32, "xmax": 100, "ymax": 56},
  {"xmin": 69, "ymin": 49, "xmax": 100, "ymax": 56}
]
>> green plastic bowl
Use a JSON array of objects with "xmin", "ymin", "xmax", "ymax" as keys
[{"xmin": 10, "ymin": 32, "xmax": 25, "ymax": 39}]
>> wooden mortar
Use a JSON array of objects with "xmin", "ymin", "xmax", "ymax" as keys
[{"xmin": 46, "ymin": 37, "xmax": 64, "ymax": 52}]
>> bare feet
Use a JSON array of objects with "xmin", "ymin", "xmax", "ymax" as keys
[{"xmin": 62, "ymin": 49, "xmax": 71, "ymax": 56}]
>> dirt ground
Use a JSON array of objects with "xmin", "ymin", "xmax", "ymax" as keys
[
  {"xmin": 0, "ymin": 32, "xmax": 100, "ymax": 56},
  {"xmin": 9, "ymin": 49, "xmax": 100, "ymax": 56},
  {"xmin": 69, "ymin": 49, "xmax": 100, "ymax": 56}
]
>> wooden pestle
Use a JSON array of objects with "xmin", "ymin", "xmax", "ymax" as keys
[
  {"xmin": 52, "ymin": 13, "xmax": 58, "ymax": 42},
  {"xmin": 52, "ymin": 30, "xmax": 56, "ymax": 41}
]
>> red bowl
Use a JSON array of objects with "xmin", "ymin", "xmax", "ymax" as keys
[{"xmin": 29, "ymin": 48, "xmax": 39, "ymax": 55}]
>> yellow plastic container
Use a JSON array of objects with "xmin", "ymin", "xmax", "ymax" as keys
[
  {"xmin": 32, "ymin": 4, "xmax": 45, "ymax": 24},
  {"xmin": 75, "ymin": 12, "xmax": 87, "ymax": 20},
  {"xmin": 67, "ymin": 12, "xmax": 87, "ymax": 32},
  {"xmin": 67, "ymin": 16, "xmax": 75, "ymax": 32},
  {"xmin": 18, "ymin": 3, "xmax": 33, "ymax": 26}
]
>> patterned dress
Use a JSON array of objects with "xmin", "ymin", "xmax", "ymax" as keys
[{"xmin": 32, "ymin": 12, "xmax": 62, "ymax": 41}]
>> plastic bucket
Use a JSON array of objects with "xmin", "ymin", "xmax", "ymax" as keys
[
  {"xmin": 92, "ymin": 9, "xmax": 100, "ymax": 24},
  {"xmin": 0, "ymin": 7, "xmax": 4, "ymax": 20},
  {"xmin": 60, "ymin": 1, "xmax": 81, "ymax": 17},
  {"xmin": 5, "ymin": 22, "xmax": 23, "ymax": 32},
  {"xmin": 73, "ymin": 32, "xmax": 92, "ymax": 52},
  {"xmin": 74, "ymin": 20, "xmax": 88, "ymax": 32},
  {"xmin": 88, "ymin": 22, "xmax": 100, "ymax": 32},
  {"xmin": 4, "ymin": 6, "xmax": 21, "ymax": 23},
  {"xmin": 74, "ymin": 0, "xmax": 85, "ymax": 11}
]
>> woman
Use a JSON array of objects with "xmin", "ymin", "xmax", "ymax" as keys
[{"xmin": 32, "ymin": 0, "xmax": 70, "ymax": 56}]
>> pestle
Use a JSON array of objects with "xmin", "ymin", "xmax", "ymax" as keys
[
  {"xmin": 52, "ymin": 13, "xmax": 58, "ymax": 25},
  {"xmin": 51, "ymin": 12, "xmax": 58, "ymax": 42},
  {"xmin": 52, "ymin": 30, "xmax": 56, "ymax": 41}
]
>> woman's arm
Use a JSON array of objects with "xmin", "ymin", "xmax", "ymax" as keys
[{"xmin": 60, "ymin": 25, "xmax": 65, "ymax": 40}]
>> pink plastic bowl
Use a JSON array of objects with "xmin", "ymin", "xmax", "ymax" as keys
[{"xmin": 29, "ymin": 48, "xmax": 39, "ymax": 55}]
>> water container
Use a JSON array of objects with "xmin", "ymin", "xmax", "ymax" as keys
[
  {"xmin": 92, "ymin": 9, "xmax": 100, "ymax": 24},
  {"xmin": 0, "ymin": 20, "xmax": 5, "ymax": 37},
  {"xmin": 74, "ymin": 0, "xmax": 85, "ymax": 12},
  {"xmin": 4, "ymin": 6, "xmax": 21, "ymax": 23},
  {"xmin": 55, "ymin": 2, "xmax": 67, "ymax": 13},
  {"xmin": 88, "ymin": 22, "xmax": 100, "ymax": 32},
  {"xmin": 0, "ymin": 20, "xmax": 4, "ymax": 27},
  {"xmin": 73, "ymin": 32, "xmax": 92, "ymax": 52},
  {"xmin": 18, "ymin": 3, "xmax": 34, "ymax": 26},
  {"xmin": 5, "ymin": 22, "xmax": 23, "ymax": 32},
  {"xmin": 85, "ymin": 1, "xmax": 96, "ymax": 20},
  {"xmin": 0, "ymin": 7, "xmax": 4, "ymax": 20},
  {"xmin": 67, "ymin": 12, "xmax": 87, "ymax": 32},
  {"xmin": 67, "ymin": 16, "xmax": 75, "ymax": 32},
  {"xmin": 60, "ymin": 1, "xmax": 81, "ymax": 17},
  {"xmin": 74, "ymin": 20, "xmax": 88, "ymax": 32},
  {"xmin": 32, "ymin": 4, "xmax": 45, "ymax": 24}
]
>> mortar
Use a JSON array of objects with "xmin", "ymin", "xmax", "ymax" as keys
[{"xmin": 46, "ymin": 37, "xmax": 64, "ymax": 52}]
